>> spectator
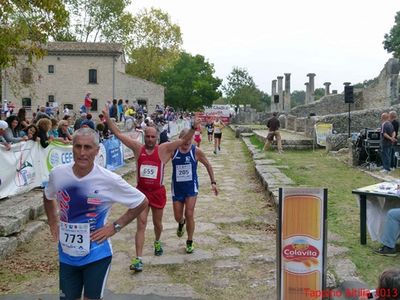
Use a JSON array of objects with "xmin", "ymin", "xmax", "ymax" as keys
[
  {"xmin": 17, "ymin": 108, "xmax": 30, "ymax": 130},
  {"xmin": 263, "ymin": 112, "xmax": 283, "ymax": 154},
  {"xmin": 57, "ymin": 120, "xmax": 73, "ymax": 143},
  {"xmin": 376, "ymin": 268, "xmax": 400, "ymax": 299},
  {"xmin": 22, "ymin": 124, "xmax": 39, "ymax": 141},
  {"xmin": 4, "ymin": 115, "xmax": 28, "ymax": 143},
  {"xmin": 109, "ymin": 99, "xmax": 118, "ymax": 120},
  {"xmin": 390, "ymin": 111, "xmax": 399, "ymax": 170},
  {"xmin": 37, "ymin": 118, "xmax": 53, "ymax": 148},
  {"xmin": 83, "ymin": 113, "xmax": 95, "ymax": 130},
  {"xmin": 0, "ymin": 120, "xmax": 11, "ymax": 150},
  {"xmin": 49, "ymin": 118, "xmax": 59, "ymax": 139},
  {"xmin": 34, "ymin": 106, "xmax": 51, "ymax": 123},
  {"xmin": 380, "ymin": 112, "xmax": 396, "ymax": 174},
  {"xmin": 118, "ymin": 99, "xmax": 124, "ymax": 122},
  {"xmin": 74, "ymin": 113, "xmax": 86, "ymax": 131},
  {"xmin": 62, "ymin": 115, "xmax": 74, "ymax": 135},
  {"xmin": 84, "ymin": 92, "xmax": 92, "ymax": 113}
]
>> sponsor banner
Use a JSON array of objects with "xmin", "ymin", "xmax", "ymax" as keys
[
  {"xmin": 0, "ymin": 141, "xmax": 41, "ymax": 199},
  {"xmin": 103, "ymin": 136, "xmax": 124, "ymax": 171},
  {"xmin": 204, "ymin": 104, "xmax": 234, "ymax": 117},
  {"xmin": 315, "ymin": 123, "xmax": 333, "ymax": 147},
  {"xmin": 0, "ymin": 119, "xmax": 184, "ymax": 198},
  {"xmin": 168, "ymin": 119, "xmax": 191, "ymax": 138},
  {"xmin": 277, "ymin": 188, "xmax": 327, "ymax": 300},
  {"xmin": 195, "ymin": 112, "xmax": 230, "ymax": 124}
]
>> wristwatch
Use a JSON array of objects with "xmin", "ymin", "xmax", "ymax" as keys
[{"xmin": 113, "ymin": 222, "xmax": 122, "ymax": 233}]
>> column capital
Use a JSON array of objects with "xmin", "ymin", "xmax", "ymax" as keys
[
  {"xmin": 323, "ymin": 82, "xmax": 331, "ymax": 86},
  {"xmin": 284, "ymin": 73, "xmax": 291, "ymax": 77},
  {"xmin": 307, "ymin": 73, "xmax": 316, "ymax": 78},
  {"xmin": 343, "ymin": 82, "xmax": 351, "ymax": 86},
  {"xmin": 277, "ymin": 76, "xmax": 284, "ymax": 80}
]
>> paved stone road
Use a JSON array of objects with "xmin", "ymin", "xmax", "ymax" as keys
[{"xmin": 0, "ymin": 128, "xmax": 277, "ymax": 299}]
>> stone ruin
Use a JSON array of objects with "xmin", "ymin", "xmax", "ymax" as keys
[{"xmin": 234, "ymin": 57, "xmax": 400, "ymax": 137}]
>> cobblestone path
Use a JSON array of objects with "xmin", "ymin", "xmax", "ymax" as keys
[{"xmin": 0, "ymin": 128, "xmax": 277, "ymax": 300}]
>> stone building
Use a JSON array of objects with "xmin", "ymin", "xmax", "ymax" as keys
[{"xmin": 1, "ymin": 42, "xmax": 164, "ymax": 115}]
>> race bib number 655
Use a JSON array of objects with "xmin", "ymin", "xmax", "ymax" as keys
[{"xmin": 140, "ymin": 165, "xmax": 158, "ymax": 179}]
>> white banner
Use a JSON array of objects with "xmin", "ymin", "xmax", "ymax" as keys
[{"xmin": 314, "ymin": 123, "xmax": 333, "ymax": 147}]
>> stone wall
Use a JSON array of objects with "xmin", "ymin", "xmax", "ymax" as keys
[
  {"xmin": 289, "ymin": 93, "xmax": 363, "ymax": 118},
  {"xmin": 362, "ymin": 58, "xmax": 400, "ymax": 109}
]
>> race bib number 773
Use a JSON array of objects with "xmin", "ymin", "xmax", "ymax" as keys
[{"xmin": 59, "ymin": 222, "xmax": 90, "ymax": 257}]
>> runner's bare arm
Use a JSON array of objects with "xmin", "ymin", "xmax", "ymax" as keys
[
  {"xmin": 91, "ymin": 198, "xmax": 148, "ymax": 243},
  {"xmin": 43, "ymin": 193, "xmax": 59, "ymax": 242},
  {"xmin": 102, "ymin": 105, "xmax": 141, "ymax": 156},
  {"xmin": 158, "ymin": 118, "xmax": 201, "ymax": 163},
  {"xmin": 196, "ymin": 147, "xmax": 218, "ymax": 196}
]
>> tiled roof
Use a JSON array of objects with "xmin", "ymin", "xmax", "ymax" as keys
[{"xmin": 44, "ymin": 42, "xmax": 123, "ymax": 56}]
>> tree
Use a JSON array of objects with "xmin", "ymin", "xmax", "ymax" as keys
[
  {"xmin": 159, "ymin": 52, "xmax": 222, "ymax": 111},
  {"xmin": 0, "ymin": 0, "xmax": 69, "ymax": 68},
  {"xmin": 125, "ymin": 8, "xmax": 183, "ymax": 82},
  {"xmin": 61, "ymin": 0, "xmax": 133, "ymax": 43},
  {"xmin": 230, "ymin": 85, "xmax": 270, "ymax": 112},
  {"xmin": 383, "ymin": 11, "xmax": 400, "ymax": 58},
  {"xmin": 291, "ymin": 90, "xmax": 305, "ymax": 108},
  {"xmin": 314, "ymin": 88, "xmax": 325, "ymax": 101},
  {"xmin": 222, "ymin": 67, "xmax": 268, "ymax": 111},
  {"xmin": 222, "ymin": 67, "xmax": 256, "ymax": 100}
]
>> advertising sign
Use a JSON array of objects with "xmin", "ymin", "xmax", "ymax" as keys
[
  {"xmin": 277, "ymin": 188, "xmax": 327, "ymax": 300},
  {"xmin": 314, "ymin": 123, "xmax": 333, "ymax": 147}
]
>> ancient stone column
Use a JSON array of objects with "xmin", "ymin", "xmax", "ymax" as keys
[
  {"xmin": 305, "ymin": 82, "xmax": 310, "ymax": 104},
  {"xmin": 307, "ymin": 73, "xmax": 316, "ymax": 102},
  {"xmin": 284, "ymin": 73, "xmax": 291, "ymax": 112},
  {"xmin": 277, "ymin": 76, "xmax": 284, "ymax": 112},
  {"xmin": 271, "ymin": 79, "xmax": 277, "ymax": 112},
  {"xmin": 323, "ymin": 82, "xmax": 331, "ymax": 96}
]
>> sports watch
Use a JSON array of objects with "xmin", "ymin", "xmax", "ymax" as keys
[{"xmin": 113, "ymin": 222, "xmax": 122, "ymax": 233}]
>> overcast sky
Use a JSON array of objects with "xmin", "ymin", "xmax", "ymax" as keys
[{"xmin": 129, "ymin": 0, "xmax": 400, "ymax": 94}]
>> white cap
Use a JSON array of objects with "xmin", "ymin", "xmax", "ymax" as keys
[{"xmin": 0, "ymin": 120, "xmax": 8, "ymax": 129}]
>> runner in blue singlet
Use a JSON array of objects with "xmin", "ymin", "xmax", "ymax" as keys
[{"xmin": 171, "ymin": 128, "xmax": 218, "ymax": 253}]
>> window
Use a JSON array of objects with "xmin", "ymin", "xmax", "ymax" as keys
[
  {"xmin": 21, "ymin": 68, "xmax": 33, "ymax": 84},
  {"xmin": 89, "ymin": 69, "xmax": 97, "ymax": 84},
  {"xmin": 48, "ymin": 65, "xmax": 54, "ymax": 74},
  {"xmin": 64, "ymin": 103, "xmax": 74, "ymax": 110},
  {"xmin": 137, "ymin": 99, "xmax": 147, "ymax": 108},
  {"xmin": 91, "ymin": 98, "xmax": 98, "ymax": 111},
  {"xmin": 21, "ymin": 98, "xmax": 31, "ymax": 109},
  {"xmin": 48, "ymin": 95, "xmax": 55, "ymax": 103}
]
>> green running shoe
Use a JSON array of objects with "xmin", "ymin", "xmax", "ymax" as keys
[
  {"xmin": 154, "ymin": 240, "xmax": 163, "ymax": 256},
  {"xmin": 177, "ymin": 219, "xmax": 186, "ymax": 237},
  {"xmin": 129, "ymin": 258, "xmax": 143, "ymax": 272},
  {"xmin": 186, "ymin": 240, "xmax": 194, "ymax": 254}
]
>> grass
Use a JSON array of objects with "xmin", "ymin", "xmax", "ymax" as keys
[{"xmin": 249, "ymin": 135, "xmax": 400, "ymax": 286}]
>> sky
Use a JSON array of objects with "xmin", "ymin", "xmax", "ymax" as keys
[{"xmin": 129, "ymin": 0, "xmax": 400, "ymax": 94}]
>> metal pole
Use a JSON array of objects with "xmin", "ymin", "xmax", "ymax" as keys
[{"xmin": 348, "ymin": 103, "xmax": 351, "ymax": 137}]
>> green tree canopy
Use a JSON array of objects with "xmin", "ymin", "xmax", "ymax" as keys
[
  {"xmin": 291, "ymin": 90, "xmax": 305, "ymax": 108},
  {"xmin": 125, "ymin": 8, "xmax": 183, "ymax": 82},
  {"xmin": 61, "ymin": 0, "xmax": 133, "ymax": 43},
  {"xmin": 0, "ymin": 0, "xmax": 69, "ymax": 68},
  {"xmin": 222, "ymin": 67, "xmax": 256, "ymax": 99},
  {"xmin": 222, "ymin": 67, "xmax": 268, "ymax": 111},
  {"xmin": 384, "ymin": 11, "xmax": 400, "ymax": 58},
  {"xmin": 159, "ymin": 52, "xmax": 222, "ymax": 111}
]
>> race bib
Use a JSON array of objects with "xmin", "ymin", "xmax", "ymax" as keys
[
  {"xmin": 176, "ymin": 164, "xmax": 192, "ymax": 182},
  {"xmin": 140, "ymin": 164, "xmax": 158, "ymax": 179},
  {"xmin": 59, "ymin": 222, "xmax": 90, "ymax": 257}
]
